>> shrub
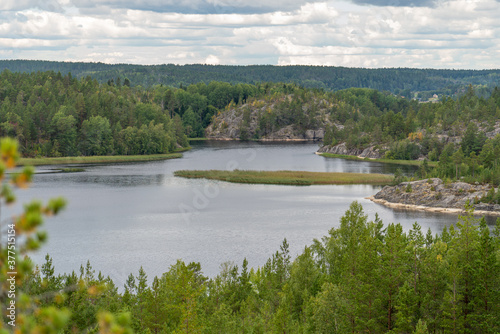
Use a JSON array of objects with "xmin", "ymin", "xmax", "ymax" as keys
[
  {"xmin": 494, "ymin": 188, "xmax": 500, "ymax": 204},
  {"xmin": 387, "ymin": 139, "xmax": 422, "ymax": 160},
  {"xmin": 481, "ymin": 187, "xmax": 497, "ymax": 204},
  {"xmin": 392, "ymin": 168, "xmax": 406, "ymax": 185}
]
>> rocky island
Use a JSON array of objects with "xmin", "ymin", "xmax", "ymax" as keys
[{"xmin": 369, "ymin": 178, "xmax": 500, "ymax": 216}]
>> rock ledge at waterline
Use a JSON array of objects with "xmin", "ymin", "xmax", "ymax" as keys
[{"xmin": 368, "ymin": 178, "xmax": 500, "ymax": 216}]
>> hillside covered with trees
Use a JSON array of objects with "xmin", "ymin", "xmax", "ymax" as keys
[
  {"xmin": 2, "ymin": 60, "xmax": 500, "ymax": 98},
  {"xmin": 0, "ymin": 70, "xmax": 194, "ymax": 157},
  {"xmin": 0, "ymin": 69, "xmax": 282, "ymax": 156},
  {"xmin": 318, "ymin": 86, "xmax": 500, "ymax": 189}
]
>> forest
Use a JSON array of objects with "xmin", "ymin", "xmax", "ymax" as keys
[
  {"xmin": 3, "ymin": 68, "xmax": 500, "ymax": 195},
  {"xmin": 0, "ymin": 69, "xmax": 274, "ymax": 156},
  {"xmin": 319, "ymin": 86, "xmax": 500, "ymax": 195},
  {"xmin": 0, "ymin": 70, "xmax": 192, "ymax": 157},
  {"xmin": 2, "ymin": 60, "xmax": 500, "ymax": 97}
]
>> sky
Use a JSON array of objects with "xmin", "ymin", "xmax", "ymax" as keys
[{"xmin": 0, "ymin": 0, "xmax": 499, "ymax": 69}]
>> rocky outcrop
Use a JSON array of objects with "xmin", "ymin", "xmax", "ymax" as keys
[
  {"xmin": 370, "ymin": 178, "xmax": 500, "ymax": 215},
  {"xmin": 207, "ymin": 123, "xmax": 325, "ymax": 141},
  {"xmin": 317, "ymin": 143, "xmax": 386, "ymax": 159},
  {"xmin": 317, "ymin": 121, "xmax": 500, "ymax": 161},
  {"xmin": 205, "ymin": 98, "xmax": 330, "ymax": 141},
  {"xmin": 304, "ymin": 129, "xmax": 325, "ymax": 141}
]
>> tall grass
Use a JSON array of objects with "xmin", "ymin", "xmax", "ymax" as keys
[
  {"xmin": 174, "ymin": 169, "xmax": 392, "ymax": 186},
  {"xmin": 20, "ymin": 153, "xmax": 183, "ymax": 166}
]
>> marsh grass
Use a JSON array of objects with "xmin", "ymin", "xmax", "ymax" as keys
[
  {"xmin": 60, "ymin": 168, "xmax": 85, "ymax": 173},
  {"xmin": 174, "ymin": 169, "xmax": 393, "ymax": 186},
  {"xmin": 20, "ymin": 153, "xmax": 183, "ymax": 166}
]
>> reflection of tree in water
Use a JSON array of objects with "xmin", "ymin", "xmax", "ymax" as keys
[
  {"xmin": 387, "ymin": 203, "xmax": 499, "ymax": 226},
  {"xmin": 376, "ymin": 163, "xmax": 419, "ymax": 176},
  {"xmin": 192, "ymin": 139, "xmax": 317, "ymax": 150},
  {"xmin": 322, "ymin": 157, "xmax": 419, "ymax": 176},
  {"xmin": 74, "ymin": 174, "xmax": 166, "ymax": 187}
]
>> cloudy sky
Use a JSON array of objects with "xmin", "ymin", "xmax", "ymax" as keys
[{"xmin": 1, "ymin": 0, "xmax": 499, "ymax": 68}]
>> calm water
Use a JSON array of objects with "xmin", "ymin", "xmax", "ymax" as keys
[{"xmin": 3, "ymin": 141, "xmax": 488, "ymax": 286}]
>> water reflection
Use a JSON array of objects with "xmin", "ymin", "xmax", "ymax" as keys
[
  {"xmin": 70, "ymin": 174, "xmax": 167, "ymax": 187},
  {"xmin": 188, "ymin": 140, "xmax": 419, "ymax": 175}
]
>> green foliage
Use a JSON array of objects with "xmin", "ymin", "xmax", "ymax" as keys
[
  {"xmin": 386, "ymin": 140, "xmax": 422, "ymax": 160},
  {"xmin": 5, "ymin": 60, "xmax": 500, "ymax": 97},
  {"xmin": 461, "ymin": 123, "xmax": 486, "ymax": 157},
  {"xmin": 317, "ymin": 86, "xmax": 500, "ymax": 189},
  {"xmin": 0, "ymin": 71, "xmax": 188, "ymax": 157},
  {"xmin": 5, "ymin": 66, "xmax": 500, "ymax": 188},
  {"xmin": 5, "ymin": 62, "xmax": 500, "ymax": 331},
  {"xmin": 80, "ymin": 116, "xmax": 113, "ymax": 156},
  {"xmin": 50, "ymin": 111, "xmax": 77, "ymax": 156},
  {"xmin": 392, "ymin": 168, "xmax": 406, "ymax": 185}
]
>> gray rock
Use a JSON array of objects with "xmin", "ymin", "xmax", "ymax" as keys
[
  {"xmin": 373, "ymin": 178, "xmax": 499, "ymax": 212},
  {"xmin": 304, "ymin": 129, "xmax": 325, "ymax": 140},
  {"xmin": 205, "ymin": 98, "xmax": 330, "ymax": 141},
  {"xmin": 317, "ymin": 143, "xmax": 385, "ymax": 159}
]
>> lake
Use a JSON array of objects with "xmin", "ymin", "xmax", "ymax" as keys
[{"xmin": 5, "ymin": 141, "xmax": 488, "ymax": 287}]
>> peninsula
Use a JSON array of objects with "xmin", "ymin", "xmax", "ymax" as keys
[{"xmin": 369, "ymin": 178, "xmax": 500, "ymax": 216}]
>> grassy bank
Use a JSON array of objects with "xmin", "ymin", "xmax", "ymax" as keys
[
  {"xmin": 19, "ymin": 153, "xmax": 183, "ymax": 166},
  {"xmin": 188, "ymin": 137, "xmax": 211, "ymax": 141},
  {"xmin": 174, "ymin": 169, "xmax": 393, "ymax": 186},
  {"xmin": 319, "ymin": 153, "xmax": 438, "ymax": 167}
]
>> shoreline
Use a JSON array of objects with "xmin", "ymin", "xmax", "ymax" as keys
[
  {"xmin": 19, "ymin": 152, "xmax": 184, "ymax": 166},
  {"xmin": 317, "ymin": 152, "xmax": 438, "ymax": 167},
  {"xmin": 204, "ymin": 137, "xmax": 321, "ymax": 142},
  {"xmin": 367, "ymin": 196, "xmax": 500, "ymax": 216}
]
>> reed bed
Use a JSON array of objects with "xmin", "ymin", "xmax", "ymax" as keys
[
  {"xmin": 20, "ymin": 153, "xmax": 183, "ymax": 166},
  {"xmin": 174, "ymin": 169, "xmax": 393, "ymax": 186}
]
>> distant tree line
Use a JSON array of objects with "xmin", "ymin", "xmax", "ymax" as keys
[{"xmin": 3, "ymin": 60, "xmax": 500, "ymax": 97}]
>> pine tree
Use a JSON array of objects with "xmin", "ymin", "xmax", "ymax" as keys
[
  {"xmin": 379, "ymin": 223, "xmax": 409, "ymax": 332},
  {"xmin": 469, "ymin": 218, "xmax": 499, "ymax": 333}
]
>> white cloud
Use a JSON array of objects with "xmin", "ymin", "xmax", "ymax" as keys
[
  {"xmin": 70, "ymin": 0, "xmax": 322, "ymax": 14},
  {"xmin": 1, "ymin": 0, "xmax": 499, "ymax": 68},
  {"xmin": 0, "ymin": 0, "xmax": 64, "ymax": 12},
  {"xmin": 205, "ymin": 54, "xmax": 221, "ymax": 64}
]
